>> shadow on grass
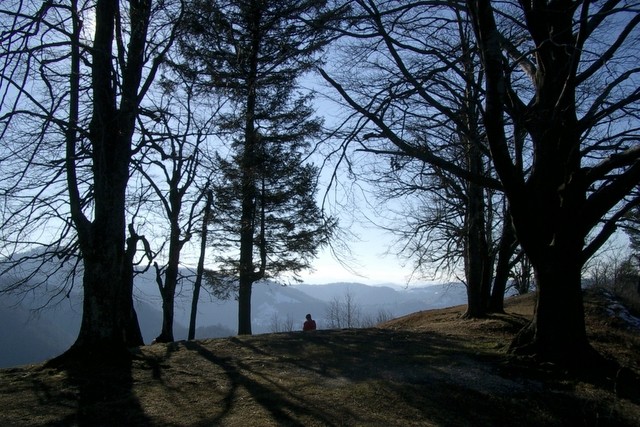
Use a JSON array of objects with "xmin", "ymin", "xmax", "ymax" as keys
[
  {"xmin": 41, "ymin": 349, "xmax": 154, "ymax": 427},
  {"xmin": 177, "ymin": 329, "xmax": 513, "ymax": 426},
  {"xmin": 176, "ymin": 328, "xmax": 635, "ymax": 426},
  {"xmin": 10, "ymin": 325, "xmax": 634, "ymax": 426},
  {"xmin": 182, "ymin": 340, "xmax": 341, "ymax": 426}
]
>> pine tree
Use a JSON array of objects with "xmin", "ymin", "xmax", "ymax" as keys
[{"xmin": 179, "ymin": 0, "xmax": 339, "ymax": 334}]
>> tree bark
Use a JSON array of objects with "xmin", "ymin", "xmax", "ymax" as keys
[
  {"xmin": 155, "ymin": 208, "xmax": 182, "ymax": 343},
  {"xmin": 463, "ymin": 187, "xmax": 489, "ymax": 318},
  {"xmin": 189, "ymin": 189, "xmax": 213, "ymax": 340},
  {"xmin": 463, "ymin": 131, "xmax": 490, "ymax": 318},
  {"xmin": 467, "ymin": 0, "xmax": 592, "ymax": 363},
  {"xmin": 236, "ymin": 1, "xmax": 263, "ymax": 336},
  {"xmin": 510, "ymin": 249, "xmax": 589, "ymax": 363},
  {"xmin": 66, "ymin": 0, "xmax": 150, "ymax": 354},
  {"xmin": 488, "ymin": 206, "xmax": 516, "ymax": 313},
  {"xmin": 77, "ymin": 242, "xmax": 143, "ymax": 349}
]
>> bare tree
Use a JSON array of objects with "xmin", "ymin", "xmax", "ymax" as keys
[
  {"xmin": 0, "ymin": 2, "xmax": 89, "ymax": 303},
  {"xmin": 70, "ymin": 0, "xmax": 185, "ymax": 353},
  {"xmin": 325, "ymin": 288, "xmax": 362, "ymax": 328},
  {"xmin": 269, "ymin": 312, "xmax": 295, "ymax": 333},
  {"xmin": 360, "ymin": 308, "xmax": 393, "ymax": 328},
  {"xmin": 584, "ymin": 245, "xmax": 638, "ymax": 294},
  {"xmin": 0, "ymin": 0, "xmax": 182, "ymax": 355},
  {"xmin": 134, "ymin": 68, "xmax": 219, "ymax": 343},
  {"xmin": 320, "ymin": 0, "xmax": 516, "ymax": 316},
  {"xmin": 325, "ymin": 0, "xmax": 640, "ymax": 365},
  {"xmin": 466, "ymin": 0, "xmax": 640, "ymax": 363}
]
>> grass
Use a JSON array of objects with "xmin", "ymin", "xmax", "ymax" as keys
[{"xmin": 0, "ymin": 288, "xmax": 639, "ymax": 426}]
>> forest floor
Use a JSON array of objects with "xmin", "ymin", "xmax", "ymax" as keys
[{"xmin": 1, "ymin": 288, "xmax": 639, "ymax": 426}]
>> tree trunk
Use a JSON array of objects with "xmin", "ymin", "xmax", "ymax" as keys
[
  {"xmin": 488, "ymin": 207, "xmax": 516, "ymax": 313},
  {"xmin": 189, "ymin": 189, "xmax": 213, "ymax": 340},
  {"xmin": 463, "ymin": 137, "xmax": 490, "ymax": 318},
  {"xmin": 236, "ymin": 2, "xmax": 262, "ymax": 336},
  {"xmin": 155, "ymin": 225, "xmax": 181, "ymax": 343},
  {"xmin": 237, "ymin": 276, "xmax": 253, "ymax": 335},
  {"xmin": 507, "ymin": 144, "xmax": 590, "ymax": 362},
  {"xmin": 73, "ymin": 178, "xmax": 143, "ymax": 351},
  {"xmin": 156, "ymin": 273, "xmax": 177, "ymax": 343},
  {"xmin": 72, "ymin": 140, "xmax": 144, "ymax": 352},
  {"xmin": 467, "ymin": 0, "xmax": 595, "ymax": 364},
  {"xmin": 65, "ymin": 0, "xmax": 149, "ymax": 355},
  {"xmin": 76, "ymin": 253, "xmax": 143, "ymax": 350},
  {"xmin": 463, "ymin": 219, "xmax": 491, "ymax": 318},
  {"xmin": 510, "ymin": 252, "xmax": 589, "ymax": 364}
]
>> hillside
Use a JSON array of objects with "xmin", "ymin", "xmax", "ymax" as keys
[
  {"xmin": 0, "ymin": 288, "xmax": 639, "ymax": 426},
  {"xmin": 0, "ymin": 280, "xmax": 469, "ymax": 368}
]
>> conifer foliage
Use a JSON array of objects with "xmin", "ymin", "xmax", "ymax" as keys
[{"xmin": 178, "ymin": 0, "xmax": 338, "ymax": 334}]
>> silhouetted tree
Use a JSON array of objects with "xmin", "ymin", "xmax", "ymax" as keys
[
  {"xmin": 188, "ymin": 188, "xmax": 214, "ymax": 341},
  {"xmin": 178, "ymin": 0, "xmax": 339, "ymax": 334},
  {"xmin": 321, "ymin": 0, "xmax": 516, "ymax": 317},
  {"xmin": 326, "ymin": 0, "xmax": 639, "ymax": 364},
  {"xmin": 134, "ymin": 69, "xmax": 218, "ymax": 343},
  {"xmin": 0, "ymin": 0, "xmax": 182, "ymax": 354},
  {"xmin": 466, "ymin": 0, "xmax": 640, "ymax": 363}
]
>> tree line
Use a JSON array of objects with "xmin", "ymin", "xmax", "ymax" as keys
[{"xmin": 0, "ymin": 0, "xmax": 639, "ymax": 368}]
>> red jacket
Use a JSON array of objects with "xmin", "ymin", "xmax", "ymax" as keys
[{"xmin": 303, "ymin": 319, "xmax": 316, "ymax": 331}]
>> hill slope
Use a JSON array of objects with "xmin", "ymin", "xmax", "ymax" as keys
[
  {"xmin": 0, "ymin": 288, "xmax": 639, "ymax": 426},
  {"xmin": 1, "ymin": 280, "xmax": 469, "ymax": 368}
]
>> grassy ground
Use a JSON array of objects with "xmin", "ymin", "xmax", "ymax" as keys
[{"xmin": 1, "ymin": 289, "xmax": 639, "ymax": 426}]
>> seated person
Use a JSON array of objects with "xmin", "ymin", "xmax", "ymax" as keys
[{"xmin": 303, "ymin": 313, "xmax": 316, "ymax": 331}]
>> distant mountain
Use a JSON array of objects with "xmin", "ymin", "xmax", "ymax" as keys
[
  {"xmin": 0, "ymin": 302, "xmax": 78, "ymax": 367},
  {"xmin": 0, "ymin": 268, "xmax": 468, "ymax": 368},
  {"xmin": 295, "ymin": 281, "xmax": 468, "ymax": 315}
]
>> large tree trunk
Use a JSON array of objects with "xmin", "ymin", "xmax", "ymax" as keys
[
  {"xmin": 507, "ymin": 126, "xmax": 589, "ymax": 362},
  {"xmin": 507, "ymin": 152, "xmax": 589, "ymax": 362},
  {"xmin": 77, "ymin": 251, "xmax": 143, "ymax": 350},
  {"xmin": 72, "ymin": 129, "xmax": 144, "ymax": 351},
  {"xmin": 467, "ymin": 0, "xmax": 595, "ymax": 364},
  {"xmin": 463, "ymin": 136, "xmax": 490, "ymax": 318},
  {"xmin": 463, "ymin": 209, "xmax": 489, "ymax": 318},
  {"xmin": 510, "ymin": 247, "xmax": 589, "ymax": 363},
  {"xmin": 65, "ymin": 0, "xmax": 150, "ymax": 355},
  {"xmin": 73, "ymin": 133, "xmax": 143, "ymax": 351}
]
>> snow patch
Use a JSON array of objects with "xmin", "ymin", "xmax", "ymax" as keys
[
  {"xmin": 600, "ymin": 289, "xmax": 640, "ymax": 330},
  {"xmin": 606, "ymin": 302, "xmax": 640, "ymax": 330}
]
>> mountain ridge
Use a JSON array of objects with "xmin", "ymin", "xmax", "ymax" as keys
[{"xmin": 0, "ymin": 275, "xmax": 468, "ymax": 368}]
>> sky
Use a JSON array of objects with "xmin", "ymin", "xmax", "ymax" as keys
[
  {"xmin": 299, "ymin": 232, "xmax": 416, "ymax": 285},
  {"xmin": 297, "ymin": 164, "xmax": 427, "ymax": 286},
  {"xmin": 296, "ymin": 78, "xmax": 428, "ymax": 286}
]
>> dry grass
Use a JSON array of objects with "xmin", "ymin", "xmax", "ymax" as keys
[{"xmin": 1, "ymin": 289, "xmax": 639, "ymax": 426}]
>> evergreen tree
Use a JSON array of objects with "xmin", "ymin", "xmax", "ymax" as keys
[
  {"xmin": 625, "ymin": 203, "xmax": 640, "ymax": 259},
  {"xmin": 179, "ymin": 0, "xmax": 339, "ymax": 334}
]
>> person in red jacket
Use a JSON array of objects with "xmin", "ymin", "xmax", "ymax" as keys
[{"xmin": 303, "ymin": 313, "xmax": 316, "ymax": 331}]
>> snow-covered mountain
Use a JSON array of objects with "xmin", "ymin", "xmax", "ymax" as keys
[{"xmin": 0, "ymin": 272, "xmax": 468, "ymax": 368}]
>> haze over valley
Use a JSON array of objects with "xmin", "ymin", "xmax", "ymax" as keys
[{"xmin": 0, "ymin": 271, "xmax": 468, "ymax": 368}]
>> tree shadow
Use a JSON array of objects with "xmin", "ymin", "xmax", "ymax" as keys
[
  {"xmin": 173, "ymin": 329, "xmax": 507, "ymax": 425},
  {"xmin": 42, "ymin": 348, "xmax": 153, "ymax": 426},
  {"xmin": 17, "ymin": 325, "xmax": 632, "ymax": 426},
  {"xmin": 182, "ymin": 340, "xmax": 342, "ymax": 426}
]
